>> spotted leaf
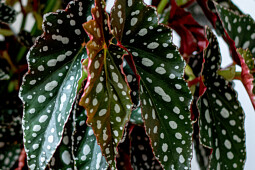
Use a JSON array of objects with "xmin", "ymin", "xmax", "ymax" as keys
[
  {"xmin": 0, "ymin": 143, "xmax": 21, "ymax": 169},
  {"xmin": 111, "ymin": 0, "xmax": 193, "ymax": 169},
  {"xmin": 0, "ymin": 116, "xmax": 23, "ymax": 169},
  {"xmin": 73, "ymin": 81, "xmax": 108, "ymax": 170},
  {"xmin": 215, "ymin": 4, "xmax": 255, "ymax": 108},
  {"xmin": 191, "ymin": 88, "xmax": 211, "ymax": 170},
  {"xmin": 79, "ymin": 45, "xmax": 132, "ymax": 168},
  {"xmin": 73, "ymin": 113, "xmax": 109, "ymax": 170},
  {"xmin": 130, "ymin": 125, "xmax": 163, "ymax": 170},
  {"xmin": 18, "ymin": 1, "xmax": 94, "ymax": 169},
  {"xmin": 122, "ymin": 56, "xmax": 143, "ymax": 124},
  {"xmin": 198, "ymin": 27, "xmax": 246, "ymax": 169},
  {"xmin": 0, "ymin": 2, "xmax": 16, "ymax": 23},
  {"xmin": 215, "ymin": 3, "xmax": 255, "ymax": 57},
  {"xmin": 80, "ymin": 1, "xmax": 132, "ymax": 167}
]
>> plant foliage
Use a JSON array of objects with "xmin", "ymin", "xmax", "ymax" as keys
[{"xmin": 0, "ymin": 0, "xmax": 254, "ymax": 169}]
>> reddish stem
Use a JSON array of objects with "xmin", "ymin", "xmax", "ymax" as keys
[{"xmin": 15, "ymin": 148, "xmax": 26, "ymax": 170}]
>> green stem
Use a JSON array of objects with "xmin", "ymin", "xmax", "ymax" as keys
[
  {"xmin": 157, "ymin": 0, "xmax": 168, "ymax": 14},
  {"xmin": 234, "ymin": 71, "xmax": 242, "ymax": 80}
]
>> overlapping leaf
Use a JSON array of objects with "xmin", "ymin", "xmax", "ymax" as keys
[
  {"xmin": 111, "ymin": 0, "xmax": 193, "ymax": 169},
  {"xmin": 191, "ymin": 88, "xmax": 211, "ymax": 170},
  {"xmin": 49, "ymin": 80, "xmax": 108, "ymax": 169},
  {"xmin": 79, "ymin": 0, "xmax": 132, "ymax": 167},
  {"xmin": 130, "ymin": 125, "xmax": 163, "ymax": 170},
  {"xmin": 48, "ymin": 115, "xmax": 74, "ymax": 169},
  {"xmin": 73, "ymin": 81, "xmax": 108, "ymax": 170},
  {"xmin": 19, "ymin": 0, "xmax": 94, "ymax": 169},
  {"xmin": 214, "ymin": 3, "xmax": 255, "ymax": 108},
  {"xmin": 198, "ymin": 27, "xmax": 246, "ymax": 169},
  {"xmin": 215, "ymin": 3, "xmax": 255, "ymax": 56},
  {"xmin": 122, "ymin": 56, "xmax": 143, "ymax": 124},
  {"xmin": 116, "ymin": 124, "xmax": 162, "ymax": 169},
  {"xmin": 0, "ymin": 2, "xmax": 16, "ymax": 23},
  {"xmin": 73, "ymin": 113, "xmax": 109, "ymax": 170}
]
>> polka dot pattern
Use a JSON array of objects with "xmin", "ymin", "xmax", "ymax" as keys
[
  {"xmin": 80, "ymin": 1, "xmax": 132, "ymax": 168},
  {"xmin": 216, "ymin": 4, "xmax": 255, "ymax": 57},
  {"xmin": 49, "ymin": 80, "xmax": 108, "ymax": 169},
  {"xmin": 18, "ymin": 1, "xmax": 94, "ymax": 169},
  {"xmin": 215, "ymin": 4, "xmax": 255, "ymax": 108},
  {"xmin": 116, "ymin": 125, "xmax": 162, "ymax": 169},
  {"xmin": 0, "ymin": 2, "xmax": 16, "ymax": 24},
  {"xmin": 198, "ymin": 27, "xmax": 246, "ymax": 170},
  {"xmin": 111, "ymin": 0, "xmax": 193, "ymax": 169},
  {"xmin": 0, "ymin": 115, "xmax": 22, "ymax": 170}
]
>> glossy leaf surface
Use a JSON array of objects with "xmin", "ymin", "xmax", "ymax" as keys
[
  {"xmin": 198, "ymin": 27, "xmax": 246, "ymax": 169},
  {"xmin": 73, "ymin": 83, "xmax": 108, "ymax": 170},
  {"xmin": 19, "ymin": 0, "xmax": 93, "ymax": 169},
  {"xmin": 111, "ymin": 0, "xmax": 193, "ymax": 169},
  {"xmin": 80, "ymin": 0, "xmax": 132, "ymax": 167}
]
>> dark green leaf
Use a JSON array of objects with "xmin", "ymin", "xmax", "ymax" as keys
[
  {"xmin": 130, "ymin": 125, "xmax": 163, "ymax": 170},
  {"xmin": 111, "ymin": 0, "xmax": 193, "ymax": 169},
  {"xmin": 0, "ymin": 2, "xmax": 16, "ymax": 23},
  {"xmin": 0, "ymin": 116, "xmax": 23, "ymax": 169},
  {"xmin": 80, "ymin": 1, "xmax": 132, "ymax": 167},
  {"xmin": 198, "ymin": 27, "xmax": 246, "ymax": 169},
  {"xmin": 73, "ymin": 113, "xmax": 109, "ymax": 170},
  {"xmin": 19, "ymin": 0, "xmax": 93, "ymax": 169},
  {"xmin": 48, "ymin": 116, "xmax": 74, "ymax": 169},
  {"xmin": 73, "ymin": 81, "xmax": 108, "ymax": 170},
  {"xmin": 129, "ymin": 107, "xmax": 143, "ymax": 125},
  {"xmin": 215, "ymin": 3, "xmax": 255, "ymax": 56},
  {"xmin": 0, "ymin": 143, "xmax": 21, "ymax": 169}
]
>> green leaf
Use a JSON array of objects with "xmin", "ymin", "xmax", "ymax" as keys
[
  {"xmin": 122, "ymin": 57, "xmax": 143, "ymax": 125},
  {"xmin": 73, "ymin": 81, "xmax": 108, "ymax": 170},
  {"xmin": 215, "ymin": 3, "xmax": 255, "ymax": 56},
  {"xmin": 73, "ymin": 111, "xmax": 109, "ymax": 170},
  {"xmin": 237, "ymin": 48, "xmax": 255, "ymax": 71},
  {"xmin": 129, "ymin": 107, "xmax": 143, "ymax": 125},
  {"xmin": 0, "ymin": 143, "xmax": 21, "ymax": 169},
  {"xmin": 79, "ymin": 1, "xmax": 132, "ymax": 167},
  {"xmin": 130, "ymin": 125, "xmax": 163, "ymax": 169},
  {"xmin": 0, "ymin": 2, "xmax": 16, "ymax": 23},
  {"xmin": 111, "ymin": 0, "xmax": 193, "ymax": 169},
  {"xmin": 48, "ymin": 116, "xmax": 74, "ymax": 169},
  {"xmin": 198, "ymin": 27, "xmax": 246, "ymax": 169},
  {"xmin": 18, "ymin": 0, "xmax": 94, "ymax": 169},
  {"xmin": 0, "ymin": 116, "xmax": 23, "ymax": 169},
  {"xmin": 49, "ymin": 80, "xmax": 108, "ymax": 169}
]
